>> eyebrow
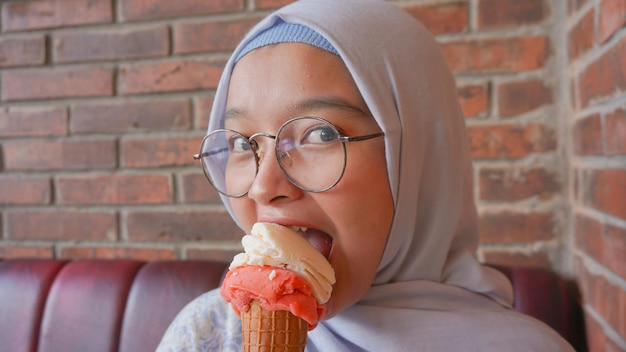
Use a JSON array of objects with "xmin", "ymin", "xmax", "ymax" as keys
[
  {"xmin": 291, "ymin": 97, "xmax": 369, "ymax": 116},
  {"xmin": 223, "ymin": 96, "xmax": 370, "ymax": 121},
  {"xmin": 223, "ymin": 107, "xmax": 247, "ymax": 121}
]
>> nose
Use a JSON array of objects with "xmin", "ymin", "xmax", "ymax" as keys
[{"xmin": 247, "ymin": 137, "xmax": 302, "ymax": 204}]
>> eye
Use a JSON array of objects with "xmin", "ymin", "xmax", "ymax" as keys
[
  {"xmin": 302, "ymin": 124, "xmax": 339, "ymax": 145},
  {"xmin": 228, "ymin": 135, "xmax": 252, "ymax": 153}
]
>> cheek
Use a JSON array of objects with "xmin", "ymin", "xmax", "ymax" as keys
[
  {"xmin": 330, "ymin": 143, "xmax": 392, "ymax": 240},
  {"xmin": 228, "ymin": 199, "xmax": 256, "ymax": 233},
  {"xmin": 323, "ymin": 150, "xmax": 394, "ymax": 316},
  {"xmin": 324, "ymin": 220, "xmax": 390, "ymax": 318}
]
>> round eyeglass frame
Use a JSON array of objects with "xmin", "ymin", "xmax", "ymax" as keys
[{"xmin": 193, "ymin": 116, "xmax": 384, "ymax": 198}]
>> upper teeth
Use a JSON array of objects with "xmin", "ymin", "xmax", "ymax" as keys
[{"xmin": 290, "ymin": 226, "xmax": 308, "ymax": 233}]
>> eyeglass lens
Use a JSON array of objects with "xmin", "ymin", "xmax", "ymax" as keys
[{"xmin": 199, "ymin": 117, "xmax": 347, "ymax": 197}]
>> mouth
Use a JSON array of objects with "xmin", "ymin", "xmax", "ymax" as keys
[{"xmin": 289, "ymin": 226, "xmax": 333, "ymax": 260}]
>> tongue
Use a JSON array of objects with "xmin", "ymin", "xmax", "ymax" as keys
[{"xmin": 301, "ymin": 229, "xmax": 333, "ymax": 259}]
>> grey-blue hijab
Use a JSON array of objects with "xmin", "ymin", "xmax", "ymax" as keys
[{"xmin": 207, "ymin": 0, "xmax": 573, "ymax": 350}]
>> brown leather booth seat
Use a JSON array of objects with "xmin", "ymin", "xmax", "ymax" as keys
[
  {"xmin": 0, "ymin": 260, "xmax": 227, "ymax": 352},
  {"xmin": 493, "ymin": 265, "xmax": 588, "ymax": 351},
  {"xmin": 0, "ymin": 260, "xmax": 587, "ymax": 352}
]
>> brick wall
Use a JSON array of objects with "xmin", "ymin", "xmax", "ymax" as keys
[
  {"xmin": 0, "ymin": 0, "xmax": 623, "ymax": 350},
  {"xmin": 569, "ymin": 0, "xmax": 626, "ymax": 351}
]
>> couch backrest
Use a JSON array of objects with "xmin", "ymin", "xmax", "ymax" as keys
[
  {"xmin": 0, "ymin": 260, "xmax": 587, "ymax": 352},
  {"xmin": 0, "ymin": 259, "xmax": 227, "ymax": 352},
  {"xmin": 492, "ymin": 265, "xmax": 588, "ymax": 351}
]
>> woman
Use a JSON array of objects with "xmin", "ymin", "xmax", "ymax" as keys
[{"xmin": 158, "ymin": 0, "xmax": 574, "ymax": 350}]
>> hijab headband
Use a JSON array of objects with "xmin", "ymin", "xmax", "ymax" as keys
[{"xmin": 235, "ymin": 19, "xmax": 339, "ymax": 62}]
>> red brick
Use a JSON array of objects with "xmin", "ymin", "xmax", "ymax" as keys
[
  {"xmin": 598, "ymin": 0, "xmax": 626, "ymax": 44},
  {"xmin": 619, "ymin": 286, "xmax": 626, "ymax": 340},
  {"xmin": 179, "ymin": 172, "xmax": 222, "ymax": 204},
  {"xmin": 0, "ymin": 106, "xmax": 67, "ymax": 137},
  {"xmin": 0, "ymin": 176, "xmax": 51, "ymax": 205},
  {"xmin": 174, "ymin": 17, "xmax": 259, "ymax": 54},
  {"xmin": 582, "ymin": 169, "xmax": 626, "ymax": 220},
  {"xmin": 577, "ymin": 265, "xmax": 603, "ymax": 316},
  {"xmin": 254, "ymin": 0, "xmax": 294, "ymax": 10},
  {"xmin": 441, "ymin": 36, "xmax": 548, "ymax": 73},
  {"xmin": 195, "ymin": 94, "xmax": 214, "ymax": 129},
  {"xmin": 125, "ymin": 209, "xmax": 242, "ymax": 242},
  {"xmin": 579, "ymin": 37, "xmax": 626, "ymax": 108},
  {"xmin": 478, "ymin": 0, "xmax": 547, "ymax": 28},
  {"xmin": 120, "ymin": 0, "xmax": 243, "ymax": 21},
  {"xmin": 403, "ymin": 2, "xmax": 468, "ymax": 35},
  {"xmin": 605, "ymin": 108, "xmax": 626, "ymax": 155},
  {"xmin": 1, "ymin": 0, "xmax": 112, "ymax": 31},
  {"xmin": 0, "ymin": 245, "xmax": 54, "ymax": 259},
  {"xmin": 60, "ymin": 246, "xmax": 176, "ymax": 261},
  {"xmin": 3, "ymin": 139, "xmax": 116, "ymax": 171},
  {"xmin": 482, "ymin": 250, "xmax": 551, "ymax": 268},
  {"xmin": 186, "ymin": 248, "xmax": 240, "ymax": 263},
  {"xmin": 479, "ymin": 211, "xmax": 554, "ymax": 244},
  {"xmin": 607, "ymin": 338, "xmax": 624, "ymax": 352},
  {"xmin": 575, "ymin": 213, "xmax": 604, "ymax": 261},
  {"xmin": 569, "ymin": 9, "xmax": 595, "ymax": 60},
  {"xmin": 573, "ymin": 114, "xmax": 604, "ymax": 155},
  {"xmin": 457, "ymin": 84, "xmax": 489, "ymax": 118},
  {"xmin": 1, "ymin": 66, "xmax": 114, "ymax": 101},
  {"xmin": 53, "ymin": 26, "xmax": 169, "ymax": 63},
  {"xmin": 121, "ymin": 136, "xmax": 201, "ymax": 168},
  {"xmin": 56, "ymin": 173, "xmax": 172, "ymax": 205},
  {"xmin": 468, "ymin": 123, "xmax": 556, "ymax": 159},
  {"xmin": 118, "ymin": 59, "xmax": 224, "ymax": 95},
  {"xmin": 6, "ymin": 210, "xmax": 117, "ymax": 241},
  {"xmin": 498, "ymin": 79, "xmax": 553, "ymax": 117},
  {"xmin": 579, "ymin": 266, "xmax": 626, "ymax": 345},
  {"xmin": 605, "ymin": 223, "xmax": 626, "ymax": 278},
  {"xmin": 479, "ymin": 167, "xmax": 559, "ymax": 201},
  {"xmin": 584, "ymin": 312, "xmax": 608, "ymax": 352},
  {"xmin": 71, "ymin": 99, "xmax": 191, "ymax": 134},
  {"xmin": 589, "ymin": 271, "xmax": 613, "ymax": 325},
  {"xmin": 0, "ymin": 35, "xmax": 45, "ymax": 67}
]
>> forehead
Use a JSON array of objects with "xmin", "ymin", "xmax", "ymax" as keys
[{"xmin": 224, "ymin": 43, "xmax": 374, "ymax": 128}]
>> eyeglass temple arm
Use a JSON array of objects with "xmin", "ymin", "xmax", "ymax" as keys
[
  {"xmin": 192, "ymin": 147, "xmax": 230, "ymax": 160},
  {"xmin": 340, "ymin": 132, "xmax": 384, "ymax": 143}
]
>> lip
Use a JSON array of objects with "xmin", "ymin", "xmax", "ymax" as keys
[{"xmin": 299, "ymin": 228, "xmax": 333, "ymax": 259}]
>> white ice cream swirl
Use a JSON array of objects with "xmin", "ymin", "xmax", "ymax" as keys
[{"xmin": 230, "ymin": 222, "xmax": 336, "ymax": 304}]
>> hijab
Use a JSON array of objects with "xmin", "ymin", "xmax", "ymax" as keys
[{"xmin": 208, "ymin": 0, "xmax": 573, "ymax": 350}]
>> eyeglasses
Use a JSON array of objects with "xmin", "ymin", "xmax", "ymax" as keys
[{"xmin": 193, "ymin": 116, "xmax": 384, "ymax": 197}]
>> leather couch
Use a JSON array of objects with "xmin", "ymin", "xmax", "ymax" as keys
[{"xmin": 0, "ymin": 259, "xmax": 587, "ymax": 352}]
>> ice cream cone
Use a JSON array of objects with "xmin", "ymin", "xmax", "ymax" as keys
[
  {"xmin": 223, "ymin": 223, "xmax": 335, "ymax": 350},
  {"xmin": 241, "ymin": 300, "xmax": 307, "ymax": 352}
]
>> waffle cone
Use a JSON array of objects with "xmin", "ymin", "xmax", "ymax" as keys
[{"xmin": 241, "ymin": 300, "xmax": 307, "ymax": 352}]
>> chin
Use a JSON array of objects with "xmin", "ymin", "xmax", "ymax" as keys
[
  {"xmin": 322, "ymin": 292, "xmax": 360, "ymax": 321},
  {"xmin": 322, "ymin": 300, "xmax": 339, "ymax": 321}
]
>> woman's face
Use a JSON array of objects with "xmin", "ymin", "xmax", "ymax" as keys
[{"xmin": 225, "ymin": 43, "xmax": 394, "ymax": 319}]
